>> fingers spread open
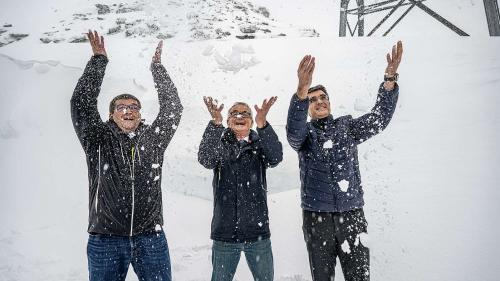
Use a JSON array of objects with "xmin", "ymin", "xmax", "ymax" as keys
[
  {"xmin": 397, "ymin": 40, "xmax": 403, "ymax": 61},
  {"xmin": 299, "ymin": 55, "xmax": 309, "ymax": 71},
  {"xmin": 207, "ymin": 97, "xmax": 215, "ymax": 110},
  {"xmin": 306, "ymin": 57, "xmax": 315, "ymax": 74},
  {"xmin": 270, "ymin": 96, "xmax": 277, "ymax": 105},
  {"xmin": 156, "ymin": 41, "xmax": 163, "ymax": 55},
  {"xmin": 262, "ymin": 99, "xmax": 268, "ymax": 108},
  {"xmin": 203, "ymin": 96, "xmax": 210, "ymax": 108},
  {"xmin": 263, "ymin": 96, "xmax": 277, "ymax": 111}
]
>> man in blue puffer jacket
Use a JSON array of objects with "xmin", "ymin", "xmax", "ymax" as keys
[
  {"xmin": 286, "ymin": 41, "xmax": 403, "ymax": 281},
  {"xmin": 198, "ymin": 96, "xmax": 282, "ymax": 281}
]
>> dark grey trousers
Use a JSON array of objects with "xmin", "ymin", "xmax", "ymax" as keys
[{"xmin": 302, "ymin": 208, "xmax": 370, "ymax": 281}]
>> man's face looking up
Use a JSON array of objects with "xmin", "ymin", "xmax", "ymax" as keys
[
  {"xmin": 227, "ymin": 104, "xmax": 253, "ymax": 138},
  {"xmin": 308, "ymin": 90, "xmax": 331, "ymax": 119},
  {"xmin": 111, "ymin": 98, "xmax": 142, "ymax": 133}
]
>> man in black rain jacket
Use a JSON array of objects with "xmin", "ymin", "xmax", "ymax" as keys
[{"xmin": 71, "ymin": 30, "xmax": 182, "ymax": 281}]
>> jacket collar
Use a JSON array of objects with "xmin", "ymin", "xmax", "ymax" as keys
[
  {"xmin": 221, "ymin": 128, "xmax": 260, "ymax": 145},
  {"xmin": 311, "ymin": 114, "xmax": 335, "ymax": 130},
  {"xmin": 107, "ymin": 119, "xmax": 146, "ymax": 140}
]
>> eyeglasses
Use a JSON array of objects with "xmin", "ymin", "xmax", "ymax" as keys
[
  {"xmin": 308, "ymin": 94, "xmax": 329, "ymax": 103},
  {"xmin": 115, "ymin": 104, "xmax": 141, "ymax": 112},
  {"xmin": 229, "ymin": 111, "xmax": 252, "ymax": 118}
]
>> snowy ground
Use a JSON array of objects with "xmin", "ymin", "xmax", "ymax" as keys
[{"xmin": 1, "ymin": 0, "xmax": 500, "ymax": 280}]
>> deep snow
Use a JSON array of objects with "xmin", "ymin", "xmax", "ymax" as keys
[{"xmin": 1, "ymin": 0, "xmax": 500, "ymax": 280}]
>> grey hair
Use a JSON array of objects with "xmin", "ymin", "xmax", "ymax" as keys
[{"xmin": 228, "ymin": 102, "xmax": 253, "ymax": 117}]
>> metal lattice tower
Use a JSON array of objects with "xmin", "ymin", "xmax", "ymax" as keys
[
  {"xmin": 483, "ymin": 0, "xmax": 500, "ymax": 35},
  {"xmin": 339, "ymin": 0, "xmax": 471, "ymax": 36}
]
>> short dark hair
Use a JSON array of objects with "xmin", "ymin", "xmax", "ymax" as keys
[
  {"xmin": 109, "ymin": 94, "xmax": 141, "ymax": 114},
  {"xmin": 308, "ymin": 85, "xmax": 328, "ymax": 96},
  {"xmin": 307, "ymin": 84, "xmax": 328, "ymax": 96}
]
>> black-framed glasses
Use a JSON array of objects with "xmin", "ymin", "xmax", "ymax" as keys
[
  {"xmin": 229, "ymin": 111, "xmax": 252, "ymax": 118},
  {"xmin": 308, "ymin": 94, "xmax": 329, "ymax": 103},
  {"xmin": 115, "ymin": 104, "xmax": 141, "ymax": 112}
]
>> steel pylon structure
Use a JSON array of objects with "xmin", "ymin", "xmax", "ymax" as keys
[{"xmin": 338, "ymin": 0, "xmax": 500, "ymax": 36}]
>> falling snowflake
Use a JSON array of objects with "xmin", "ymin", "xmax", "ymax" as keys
[
  {"xmin": 359, "ymin": 232, "xmax": 370, "ymax": 248},
  {"xmin": 341, "ymin": 240, "xmax": 351, "ymax": 254},
  {"xmin": 338, "ymin": 180, "xmax": 349, "ymax": 192},
  {"xmin": 323, "ymin": 140, "xmax": 333, "ymax": 149}
]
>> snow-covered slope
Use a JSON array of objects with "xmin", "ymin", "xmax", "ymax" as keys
[{"xmin": 1, "ymin": 0, "xmax": 499, "ymax": 280}]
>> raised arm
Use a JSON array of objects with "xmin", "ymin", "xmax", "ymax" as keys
[
  {"xmin": 198, "ymin": 96, "xmax": 225, "ymax": 169},
  {"xmin": 70, "ymin": 30, "xmax": 108, "ymax": 150},
  {"xmin": 254, "ymin": 97, "xmax": 283, "ymax": 167},
  {"xmin": 286, "ymin": 55, "xmax": 315, "ymax": 151},
  {"xmin": 349, "ymin": 84, "xmax": 399, "ymax": 144},
  {"xmin": 349, "ymin": 41, "xmax": 403, "ymax": 144},
  {"xmin": 150, "ymin": 41, "xmax": 184, "ymax": 149}
]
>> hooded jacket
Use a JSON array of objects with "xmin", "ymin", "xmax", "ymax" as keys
[
  {"xmin": 286, "ymin": 83, "xmax": 398, "ymax": 212},
  {"xmin": 198, "ymin": 121, "xmax": 283, "ymax": 242},
  {"xmin": 71, "ymin": 54, "xmax": 183, "ymax": 236}
]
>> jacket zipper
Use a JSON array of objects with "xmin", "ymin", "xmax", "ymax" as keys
[
  {"xmin": 218, "ymin": 167, "xmax": 221, "ymax": 186},
  {"xmin": 130, "ymin": 145, "xmax": 136, "ymax": 236},
  {"xmin": 260, "ymin": 162, "xmax": 265, "ymax": 191},
  {"xmin": 95, "ymin": 145, "xmax": 101, "ymax": 213}
]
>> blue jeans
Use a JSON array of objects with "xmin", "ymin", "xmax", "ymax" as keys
[
  {"xmin": 211, "ymin": 239, "xmax": 274, "ymax": 281},
  {"xmin": 87, "ymin": 230, "xmax": 171, "ymax": 281}
]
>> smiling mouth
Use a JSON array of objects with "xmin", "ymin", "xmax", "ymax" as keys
[{"xmin": 123, "ymin": 116, "xmax": 135, "ymax": 121}]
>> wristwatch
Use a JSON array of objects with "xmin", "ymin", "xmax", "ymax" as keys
[{"xmin": 384, "ymin": 73, "xmax": 399, "ymax": 82}]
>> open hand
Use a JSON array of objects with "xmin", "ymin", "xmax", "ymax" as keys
[
  {"xmin": 254, "ymin": 96, "xmax": 277, "ymax": 128},
  {"xmin": 87, "ymin": 30, "xmax": 107, "ymax": 57},
  {"xmin": 385, "ymin": 41, "xmax": 403, "ymax": 76},
  {"xmin": 297, "ymin": 55, "xmax": 315, "ymax": 100},
  {"xmin": 152, "ymin": 40, "xmax": 163, "ymax": 64},
  {"xmin": 203, "ymin": 96, "xmax": 224, "ymax": 125}
]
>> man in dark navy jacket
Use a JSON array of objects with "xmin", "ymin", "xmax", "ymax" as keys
[
  {"xmin": 286, "ymin": 41, "xmax": 403, "ymax": 281},
  {"xmin": 198, "ymin": 96, "xmax": 282, "ymax": 281}
]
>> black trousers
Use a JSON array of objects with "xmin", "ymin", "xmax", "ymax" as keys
[{"xmin": 302, "ymin": 208, "xmax": 370, "ymax": 281}]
